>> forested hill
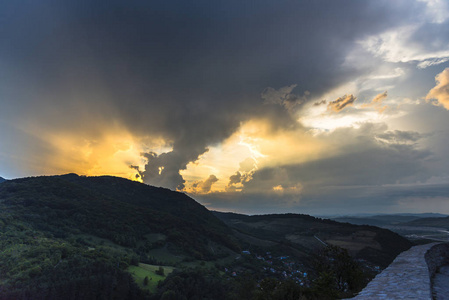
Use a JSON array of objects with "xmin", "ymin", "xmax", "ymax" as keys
[
  {"xmin": 58, "ymin": 173, "xmax": 234, "ymax": 239},
  {"xmin": 0, "ymin": 174, "xmax": 238, "ymax": 299},
  {"xmin": 0, "ymin": 174, "xmax": 416, "ymax": 299},
  {"xmin": 0, "ymin": 174, "xmax": 237, "ymax": 254},
  {"xmin": 214, "ymin": 212, "xmax": 413, "ymax": 268},
  {"xmin": 0, "ymin": 176, "xmax": 5, "ymax": 183}
]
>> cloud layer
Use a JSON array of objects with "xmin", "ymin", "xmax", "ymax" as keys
[{"xmin": 1, "ymin": 0, "xmax": 449, "ymax": 214}]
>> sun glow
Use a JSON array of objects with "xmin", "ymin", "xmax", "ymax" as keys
[
  {"xmin": 44, "ymin": 130, "xmax": 147, "ymax": 181},
  {"xmin": 18, "ymin": 121, "xmax": 174, "ymax": 182},
  {"xmin": 181, "ymin": 119, "xmax": 328, "ymax": 194},
  {"xmin": 299, "ymin": 100, "xmax": 387, "ymax": 132}
]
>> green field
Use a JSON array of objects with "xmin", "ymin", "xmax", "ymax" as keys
[{"xmin": 127, "ymin": 263, "xmax": 175, "ymax": 292}]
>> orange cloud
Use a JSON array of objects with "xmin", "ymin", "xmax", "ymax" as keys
[
  {"xmin": 426, "ymin": 68, "xmax": 449, "ymax": 110},
  {"xmin": 182, "ymin": 119, "xmax": 329, "ymax": 193},
  {"xmin": 361, "ymin": 91, "xmax": 388, "ymax": 113},
  {"xmin": 189, "ymin": 174, "xmax": 219, "ymax": 194},
  {"xmin": 328, "ymin": 94, "xmax": 357, "ymax": 112},
  {"xmin": 16, "ymin": 119, "xmax": 172, "ymax": 182},
  {"xmin": 43, "ymin": 130, "xmax": 147, "ymax": 181}
]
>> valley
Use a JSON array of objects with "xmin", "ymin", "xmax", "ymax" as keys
[
  {"xmin": 329, "ymin": 214, "xmax": 449, "ymax": 244},
  {"xmin": 0, "ymin": 174, "xmax": 442, "ymax": 299}
]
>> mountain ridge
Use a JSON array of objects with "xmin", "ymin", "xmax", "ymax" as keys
[
  {"xmin": 214, "ymin": 211, "xmax": 413, "ymax": 268},
  {"xmin": 0, "ymin": 174, "xmax": 417, "ymax": 299}
]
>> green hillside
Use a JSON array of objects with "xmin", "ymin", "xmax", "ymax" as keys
[
  {"xmin": 0, "ymin": 174, "xmax": 417, "ymax": 300},
  {"xmin": 0, "ymin": 174, "xmax": 238, "ymax": 299},
  {"xmin": 214, "ymin": 212, "xmax": 413, "ymax": 268}
]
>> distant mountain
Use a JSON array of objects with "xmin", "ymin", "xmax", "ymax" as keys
[
  {"xmin": 323, "ymin": 213, "xmax": 448, "ymax": 219},
  {"xmin": 0, "ymin": 174, "xmax": 238, "ymax": 299},
  {"xmin": 393, "ymin": 213, "xmax": 448, "ymax": 218},
  {"xmin": 402, "ymin": 216, "xmax": 449, "ymax": 228},
  {"xmin": 214, "ymin": 211, "xmax": 412, "ymax": 268},
  {"xmin": 330, "ymin": 213, "xmax": 448, "ymax": 227},
  {"xmin": 0, "ymin": 176, "xmax": 5, "ymax": 183}
]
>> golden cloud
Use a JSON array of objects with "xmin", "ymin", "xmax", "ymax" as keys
[
  {"xmin": 361, "ymin": 91, "xmax": 388, "ymax": 113},
  {"xmin": 328, "ymin": 94, "xmax": 357, "ymax": 112},
  {"xmin": 426, "ymin": 68, "xmax": 449, "ymax": 110},
  {"xmin": 16, "ymin": 120, "xmax": 171, "ymax": 182},
  {"xmin": 181, "ymin": 119, "xmax": 330, "ymax": 193}
]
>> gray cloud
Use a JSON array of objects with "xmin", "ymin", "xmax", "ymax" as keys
[
  {"xmin": 261, "ymin": 85, "xmax": 309, "ymax": 112},
  {"xmin": 192, "ymin": 174, "xmax": 219, "ymax": 194},
  {"xmin": 375, "ymin": 130, "xmax": 425, "ymax": 145},
  {"xmin": 228, "ymin": 172, "xmax": 242, "ymax": 185},
  {"xmin": 314, "ymin": 100, "xmax": 327, "ymax": 106},
  {"xmin": 196, "ymin": 181, "xmax": 449, "ymax": 215},
  {"xmin": 139, "ymin": 152, "xmax": 188, "ymax": 190},
  {"xmin": 232, "ymin": 123, "xmax": 435, "ymax": 208}
]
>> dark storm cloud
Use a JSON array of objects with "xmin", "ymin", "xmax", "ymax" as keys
[
  {"xmin": 196, "ymin": 181, "xmax": 449, "ymax": 215},
  {"xmin": 196, "ymin": 175, "xmax": 219, "ymax": 194},
  {"xmin": 200, "ymin": 164, "xmax": 449, "ymax": 216},
  {"xmin": 228, "ymin": 172, "xmax": 242, "ymax": 185},
  {"xmin": 0, "ymin": 0, "xmax": 425, "ymax": 185},
  {"xmin": 261, "ymin": 84, "xmax": 309, "ymax": 112},
  {"xmin": 375, "ymin": 130, "xmax": 425, "ymax": 145},
  {"xmin": 286, "ymin": 129, "xmax": 433, "ymax": 187}
]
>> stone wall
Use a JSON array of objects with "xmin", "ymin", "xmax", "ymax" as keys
[
  {"xmin": 346, "ymin": 242, "xmax": 449, "ymax": 299},
  {"xmin": 425, "ymin": 242, "xmax": 449, "ymax": 299},
  {"xmin": 425, "ymin": 242, "xmax": 449, "ymax": 278},
  {"xmin": 347, "ymin": 243, "xmax": 440, "ymax": 300}
]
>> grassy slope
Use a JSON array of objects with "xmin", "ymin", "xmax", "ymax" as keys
[{"xmin": 127, "ymin": 263, "xmax": 174, "ymax": 292}]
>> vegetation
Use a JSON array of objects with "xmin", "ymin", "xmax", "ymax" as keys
[
  {"xmin": 311, "ymin": 246, "xmax": 367, "ymax": 299},
  {"xmin": 0, "ymin": 174, "xmax": 414, "ymax": 299},
  {"xmin": 0, "ymin": 175, "xmax": 237, "ymax": 299},
  {"xmin": 127, "ymin": 263, "xmax": 174, "ymax": 293},
  {"xmin": 214, "ymin": 211, "xmax": 412, "ymax": 268},
  {"xmin": 150, "ymin": 247, "xmax": 368, "ymax": 300},
  {"xmin": 0, "ymin": 219, "xmax": 145, "ymax": 299}
]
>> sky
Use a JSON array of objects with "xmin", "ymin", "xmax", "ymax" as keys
[{"xmin": 1, "ymin": 0, "xmax": 449, "ymax": 215}]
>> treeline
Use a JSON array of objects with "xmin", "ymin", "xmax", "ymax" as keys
[
  {"xmin": 0, "ymin": 175, "xmax": 237, "ymax": 299},
  {"xmin": 0, "ymin": 176, "xmax": 371, "ymax": 299},
  {"xmin": 151, "ymin": 245, "xmax": 369, "ymax": 300},
  {"xmin": 0, "ymin": 176, "xmax": 238, "ymax": 260},
  {"xmin": 0, "ymin": 220, "xmax": 145, "ymax": 300}
]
